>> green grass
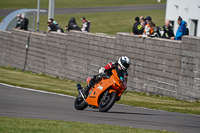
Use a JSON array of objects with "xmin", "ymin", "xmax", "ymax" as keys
[
  {"xmin": 1, "ymin": 10, "xmax": 165, "ymax": 35},
  {"xmin": 118, "ymin": 92, "xmax": 200, "ymax": 115},
  {"xmin": 0, "ymin": 16, "xmax": 4, "ymax": 22},
  {"xmin": 39, "ymin": 9, "xmax": 165, "ymax": 34},
  {"xmin": 0, "ymin": 66, "xmax": 82, "ymax": 97},
  {"xmin": 0, "ymin": 66, "xmax": 200, "ymax": 115},
  {"xmin": 0, "ymin": 1, "xmax": 166, "ymax": 35},
  {"xmin": 0, "ymin": 116, "xmax": 175, "ymax": 133},
  {"xmin": 0, "ymin": 0, "xmax": 166, "ymax": 9}
]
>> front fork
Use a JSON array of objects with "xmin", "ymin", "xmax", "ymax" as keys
[
  {"xmin": 102, "ymin": 89, "xmax": 109, "ymax": 101},
  {"xmin": 77, "ymin": 83, "xmax": 86, "ymax": 101}
]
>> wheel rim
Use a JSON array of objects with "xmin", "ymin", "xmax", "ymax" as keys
[
  {"xmin": 76, "ymin": 95, "xmax": 84, "ymax": 104},
  {"xmin": 100, "ymin": 94, "xmax": 111, "ymax": 107}
]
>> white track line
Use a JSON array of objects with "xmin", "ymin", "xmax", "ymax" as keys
[{"xmin": 0, "ymin": 83, "xmax": 76, "ymax": 99}]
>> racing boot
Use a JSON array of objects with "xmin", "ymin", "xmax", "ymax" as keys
[
  {"xmin": 82, "ymin": 85, "xmax": 90, "ymax": 96},
  {"xmin": 82, "ymin": 75, "xmax": 97, "ymax": 96},
  {"xmin": 82, "ymin": 74, "xmax": 102, "ymax": 96}
]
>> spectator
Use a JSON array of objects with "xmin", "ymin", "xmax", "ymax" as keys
[
  {"xmin": 175, "ymin": 16, "xmax": 187, "ymax": 40},
  {"xmin": 145, "ymin": 16, "xmax": 152, "ymax": 23},
  {"xmin": 138, "ymin": 22, "xmax": 147, "ymax": 38},
  {"xmin": 67, "ymin": 17, "xmax": 81, "ymax": 31},
  {"xmin": 53, "ymin": 21, "xmax": 64, "ymax": 33},
  {"xmin": 65, "ymin": 26, "xmax": 68, "ymax": 31},
  {"xmin": 48, "ymin": 18, "xmax": 57, "ymax": 27},
  {"xmin": 47, "ymin": 18, "xmax": 57, "ymax": 33},
  {"xmin": 49, "ymin": 18, "xmax": 54, "ymax": 23},
  {"xmin": 48, "ymin": 18, "xmax": 57, "ymax": 29},
  {"xmin": 139, "ymin": 16, "xmax": 145, "ymax": 23},
  {"xmin": 148, "ymin": 23, "xmax": 161, "ymax": 38},
  {"xmin": 132, "ymin": 17, "xmax": 143, "ymax": 35},
  {"xmin": 47, "ymin": 21, "xmax": 57, "ymax": 33},
  {"xmin": 140, "ymin": 22, "xmax": 146, "ymax": 29},
  {"xmin": 15, "ymin": 14, "xmax": 22, "ymax": 29},
  {"xmin": 20, "ymin": 13, "xmax": 29, "ymax": 31},
  {"xmin": 144, "ymin": 16, "xmax": 154, "ymax": 35},
  {"xmin": 160, "ymin": 19, "xmax": 175, "ymax": 40},
  {"xmin": 185, "ymin": 22, "xmax": 189, "ymax": 35},
  {"xmin": 81, "ymin": 17, "xmax": 90, "ymax": 32},
  {"xmin": 139, "ymin": 22, "xmax": 158, "ymax": 38}
]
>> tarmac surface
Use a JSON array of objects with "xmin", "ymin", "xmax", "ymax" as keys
[
  {"xmin": 0, "ymin": 4, "xmax": 165, "ymax": 17},
  {"xmin": 0, "ymin": 83, "xmax": 200, "ymax": 133}
]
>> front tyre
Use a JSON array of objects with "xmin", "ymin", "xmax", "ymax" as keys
[
  {"xmin": 99, "ymin": 92, "xmax": 117, "ymax": 112},
  {"xmin": 74, "ymin": 95, "xmax": 88, "ymax": 110}
]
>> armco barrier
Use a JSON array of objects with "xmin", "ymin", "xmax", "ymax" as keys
[{"xmin": 0, "ymin": 29, "xmax": 200, "ymax": 101}]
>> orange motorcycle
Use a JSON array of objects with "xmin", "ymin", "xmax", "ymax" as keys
[{"xmin": 74, "ymin": 69, "xmax": 127, "ymax": 112}]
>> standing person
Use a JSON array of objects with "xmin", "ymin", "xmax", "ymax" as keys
[
  {"xmin": 160, "ymin": 19, "xmax": 175, "ymax": 39},
  {"xmin": 185, "ymin": 22, "xmax": 189, "ymax": 35},
  {"xmin": 20, "ymin": 13, "xmax": 29, "ymax": 31},
  {"xmin": 139, "ymin": 16, "xmax": 145, "ymax": 23},
  {"xmin": 138, "ymin": 22, "xmax": 146, "ymax": 38},
  {"xmin": 140, "ymin": 22, "xmax": 146, "ymax": 30},
  {"xmin": 139, "ymin": 22, "xmax": 158, "ymax": 38},
  {"xmin": 81, "ymin": 17, "xmax": 90, "ymax": 32},
  {"xmin": 82, "ymin": 56, "xmax": 130, "ymax": 96},
  {"xmin": 67, "ymin": 17, "xmax": 81, "ymax": 31},
  {"xmin": 15, "ymin": 14, "xmax": 22, "ymax": 29},
  {"xmin": 144, "ymin": 16, "xmax": 154, "ymax": 36},
  {"xmin": 148, "ymin": 22, "xmax": 160, "ymax": 38},
  {"xmin": 132, "ymin": 17, "xmax": 143, "ymax": 35},
  {"xmin": 175, "ymin": 16, "xmax": 187, "ymax": 40}
]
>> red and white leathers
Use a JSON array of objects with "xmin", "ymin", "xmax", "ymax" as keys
[{"xmin": 81, "ymin": 20, "xmax": 90, "ymax": 32}]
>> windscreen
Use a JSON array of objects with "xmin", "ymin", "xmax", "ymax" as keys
[{"xmin": 116, "ymin": 69, "xmax": 125, "ymax": 82}]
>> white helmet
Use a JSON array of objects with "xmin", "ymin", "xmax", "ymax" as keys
[{"xmin": 118, "ymin": 56, "xmax": 130, "ymax": 70}]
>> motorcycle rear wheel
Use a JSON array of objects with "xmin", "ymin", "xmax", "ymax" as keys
[
  {"xmin": 74, "ymin": 95, "xmax": 88, "ymax": 110},
  {"xmin": 99, "ymin": 92, "xmax": 117, "ymax": 112}
]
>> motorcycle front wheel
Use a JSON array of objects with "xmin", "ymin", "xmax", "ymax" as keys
[
  {"xmin": 99, "ymin": 92, "xmax": 117, "ymax": 112},
  {"xmin": 74, "ymin": 94, "xmax": 88, "ymax": 110}
]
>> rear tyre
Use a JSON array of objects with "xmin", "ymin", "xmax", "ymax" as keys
[
  {"xmin": 74, "ymin": 95, "xmax": 88, "ymax": 110},
  {"xmin": 99, "ymin": 92, "xmax": 117, "ymax": 112}
]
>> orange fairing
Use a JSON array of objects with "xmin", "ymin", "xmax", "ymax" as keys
[
  {"xmin": 85, "ymin": 77, "xmax": 114, "ymax": 106},
  {"xmin": 85, "ymin": 69, "xmax": 127, "ymax": 107}
]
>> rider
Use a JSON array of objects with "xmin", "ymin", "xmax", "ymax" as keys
[{"xmin": 83, "ymin": 56, "xmax": 130, "ymax": 96}]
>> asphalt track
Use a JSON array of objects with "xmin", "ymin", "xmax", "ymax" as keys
[
  {"xmin": 0, "ymin": 83, "xmax": 200, "ymax": 133},
  {"xmin": 0, "ymin": 4, "xmax": 165, "ymax": 17}
]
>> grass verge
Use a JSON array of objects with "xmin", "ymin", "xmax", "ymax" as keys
[
  {"xmin": 0, "ymin": 116, "xmax": 175, "ymax": 133},
  {"xmin": 0, "ymin": 16, "xmax": 4, "ymax": 22},
  {"xmin": 0, "ymin": 0, "xmax": 166, "ymax": 9},
  {"xmin": 39, "ymin": 9, "xmax": 165, "ymax": 34},
  {"xmin": 0, "ymin": 9, "xmax": 165, "ymax": 35},
  {"xmin": 0, "ymin": 66, "xmax": 200, "ymax": 115}
]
